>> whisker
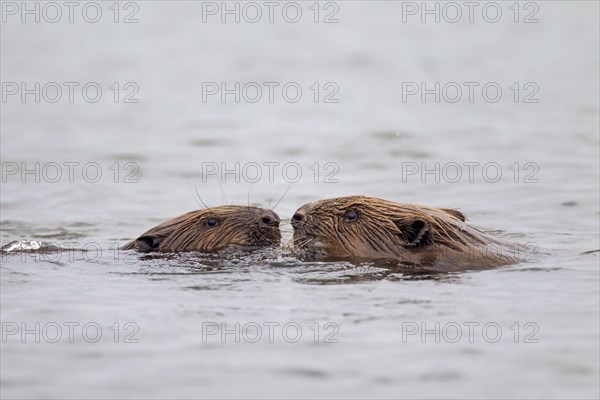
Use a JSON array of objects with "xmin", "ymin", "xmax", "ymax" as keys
[
  {"xmin": 295, "ymin": 236, "xmax": 314, "ymax": 248},
  {"xmin": 273, "ymin": 182, "xmax": 293, "ymax": 212},
  {"xmin": 293, "ymin": 220, "xmax": 318, "ymax": 231},
  {"xmin": 258, "ymin": 225, "xmax": 280, "ymax": 231},
  {"xmin": 189, "ymin": 182, "xmax": 209, "ymax": 209},
  {"xmin": 247, "ymin": 182, "xmax": 256, "ymax": 207},
  {"xmin": 290, "ymin": 237, "xmax": 314, "ymax": 255}
]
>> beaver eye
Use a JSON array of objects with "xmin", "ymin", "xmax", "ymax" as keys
[
  {"xmin": 206, "ymin": 218, "xmax": 220, "ymax": 227},
  {"xmin": 345, "ymin": 211, "xmax": 358, "ymax": 222}
]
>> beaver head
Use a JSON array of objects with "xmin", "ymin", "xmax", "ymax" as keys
[
  {"xmin": 291, "ymin": 196, "xmax": 510, "ymax": 267},
  {"xmin": 125, "ymin": 206, "xmax": 281, "ymax": 253}
]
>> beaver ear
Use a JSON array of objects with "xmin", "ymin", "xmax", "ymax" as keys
[
  {"xmin": 135, "ymin": 235, "xmax": 164, "ymax": 252},
  {"xmin": 439, "ymin": 208, "xmax": 466, "ymax": 222},
  {"xmin": 394, "ymin": 219, "xmax": 432, "ymax": 247}
]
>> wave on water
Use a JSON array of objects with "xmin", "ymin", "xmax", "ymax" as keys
[{"xmin": 0, "ymin": 240, "xmax": 62, "ymax": 253}]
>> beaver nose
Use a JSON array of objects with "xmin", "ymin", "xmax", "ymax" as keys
[
  {"xmin": 259, "ymin": 210, "xmax": 280, "ymax": 227},
  {"xmin": 291, "ymin": 209, "xmax": 305, "ymax": 228}
]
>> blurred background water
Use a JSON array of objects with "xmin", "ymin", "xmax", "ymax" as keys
[{"xmin": 1, "ymin": 1, "xmax": 599, "ymax": 399}]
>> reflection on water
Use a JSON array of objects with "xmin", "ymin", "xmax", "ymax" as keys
[
  {"xmin": 2, "ymin": 242, "xmax": 460, "ymax": 283},
  {"xmin": 2, "ymin": 237, "xmax": 529, "ymax": 284}
]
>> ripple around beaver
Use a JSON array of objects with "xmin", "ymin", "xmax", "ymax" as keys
[{"xmin": 0, "ymin": 239, "xmax": 545, "ymax": 284}]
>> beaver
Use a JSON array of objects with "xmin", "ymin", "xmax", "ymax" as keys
[
  {"xmin": 123, "ymin": 206, "xmax": 281, "ymax": 252},
  {"xmin": 291, "ymin": 196, "xmax": 521, "ymax": 271}
]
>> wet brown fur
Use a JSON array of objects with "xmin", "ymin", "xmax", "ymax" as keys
[
  {"xmin": 123, "ymin": 206, "xmax": 281, "ymax": 253},
  {"xmin": 292, "ymin": 196, "xmax": 518, "ymax": 271}
]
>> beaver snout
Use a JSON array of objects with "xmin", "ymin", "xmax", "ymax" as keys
[
  {"xmin": 291, "ymin": 206, "xmax": 308, "ymax": 229},
  {"xmin": 259, "ymin": 210, "xmax": 280, "ymax": 228}
]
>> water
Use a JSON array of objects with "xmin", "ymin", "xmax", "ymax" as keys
[{"xmin": 1, "ymin": 1, "xmax": 599, "ymax": 398}]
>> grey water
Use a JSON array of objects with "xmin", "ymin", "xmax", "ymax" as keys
[{"xmin": 1, "ymin": 1, "xmax": 599, "ymax": 399}]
